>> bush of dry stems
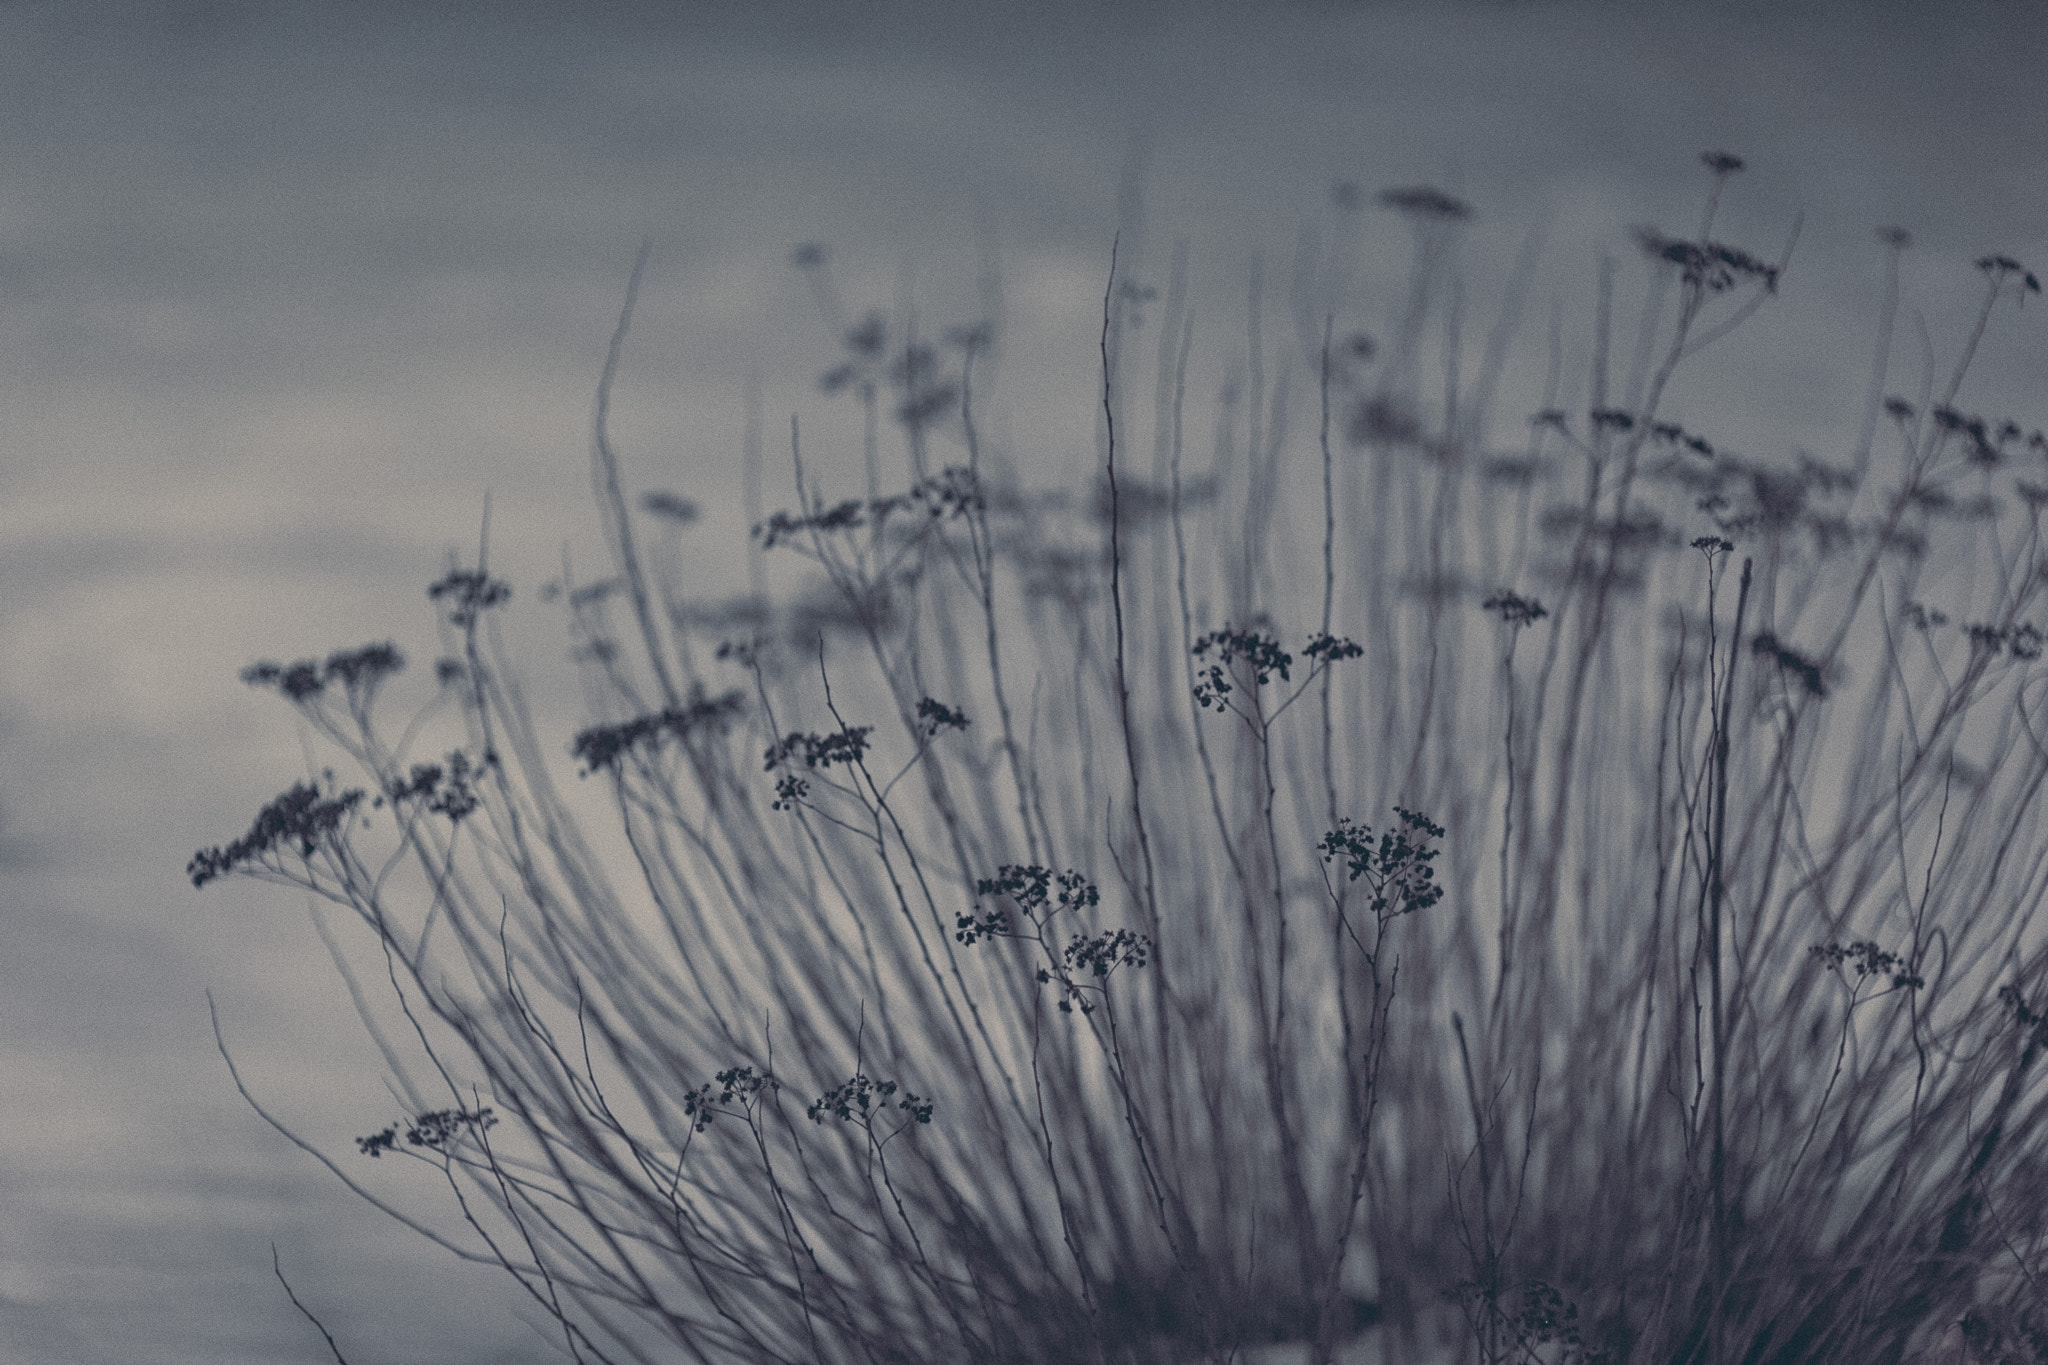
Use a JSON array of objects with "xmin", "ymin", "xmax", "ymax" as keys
[{"xmin": 196, "ymin": 155, "xmax": 2048, "ymax": 1365}]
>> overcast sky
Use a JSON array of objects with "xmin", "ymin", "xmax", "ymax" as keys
[{"xmin": 2, "ymin": 1, "xmax": 2044, "ymax": 1361}]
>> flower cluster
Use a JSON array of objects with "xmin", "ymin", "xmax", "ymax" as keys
[
  {"xmin": 1633, "ymin": 228, "xmax": 1779, "ymax": 294},
  {"xmin": 241, "ymin": 642, "xmax": 405, "ymax": 705},
  {"xmin": 1191, "ymin": 625, "xmax": 1365, "ymax": 716},
  {"xmin": 972, "ymin": 865, "xmax": 1100, "ymax": 921},
  {"xmin": 953, "ymin": 906, "xmax": 1011, "ymax": 945},
  {"xmin": 960, "ymin": 866, "xmax": 1148, "ymax": 1012},
  {"xmin": 757, "ymin": 501, "xmax": 863, "ymax": 549},
  {"xmin": 764, "ymin": 726, "xmax": 873, "ymax": 772},
  {"xmin": 755, "ymin": 468, "xmax": 984, "ymax": 550},
  {"xmin": 1041, "ymin": 929, "xmax": 1153, "ymax": 1014},
  {"xmin": 1926, "ymin": 404, "xmax": 2047, "ymax": 467},
  {"xmin": 356, "ymin": 1106, "xmax": 498, "ymax": 1159},
  {"xmin": 681, "ymin": 1067, "xmax": 778, "ymax": 1132},
  {"xmin": 1963, "ymin": 622, "xmax": 2046, "ymax": 661},
  {"xmin": 1482, "ymin": 591, "xmax": 1549, "ymax": 629},
  {"xmin": 188, "ymin": 778, "xmax": 366, "ymax": 888},
  {"xmin": 1303, "ymin": 633, "xmax": 1365, "ymax": 665},
  {"xmin": 806, "ymin": 1073, "xmax": 933, "ymax": 1127},
  {"xmin": 1810, "ymin": 941, "xmax": 1923, "ymax": 991},
  {"xmin": 427, "ymin": 568, "xmax": 511, "ymax": 628},
  {"xmin": 1975, "ymin": 254, "xmax": 2042, "ymax": 296},
  {"xmin": 1650, "ymin": 420, "xmax": 1718, "ymax": 459},
  {"xmin": 1189, "ymin": 627, "xmax": 1363, "ymax": 707},
  {"xmin": 1318, "ymin": 807, "xmax": 1446, "ymax": 922},
  {"xmin": 378, "ymin": 750, "xmax": 489, "ymax": 824},
  {"xmin": 571, "ymin": 689, "xmax": 747, "ymax": 775},
  {"xmin": 1063, "ymin": 927, "xmax": 1149, "ymax": 978},
  {"xmin": 1903, "ymin": 602, "xmax": 1950, "ymax": 632},
  {"xmin": 915, "ymin": 696, "xmax": 970, "ymax": 738},
  {"xmin": 762, "ymin": 725, "xmax": 875, "ymax": 810},
  {"xmin": 1191, "ymin": 628, "xmax": 1293, "ymax": 708},
  {"xmin": 907, "ymin": 466, "xmax": 984, "ymax": 519}
]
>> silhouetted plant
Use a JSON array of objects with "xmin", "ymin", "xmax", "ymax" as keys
[{"xmin": 197, "ymin": 156, "xmax": 2048, "ymax": 1364}]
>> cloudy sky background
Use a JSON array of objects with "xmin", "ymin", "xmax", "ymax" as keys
[{"xmin": 1, "ymin": 1, "xmax": 2044, "ymax": 1360}]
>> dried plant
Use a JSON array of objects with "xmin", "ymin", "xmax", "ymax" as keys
[{"xmin": 196, "ymin": 157, "xmax": 2048, "ymax": 1364}]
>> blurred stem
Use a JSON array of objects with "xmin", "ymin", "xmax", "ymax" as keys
[{"xmin": 1708, "ymin": 555, "xmax": 1753, "ymax": 1364}]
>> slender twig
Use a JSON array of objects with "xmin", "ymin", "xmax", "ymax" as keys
[{"xmin": 272, "ymin": 1244, "xmax": 352, "ymax": 1365}]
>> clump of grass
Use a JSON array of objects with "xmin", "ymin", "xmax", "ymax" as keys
[{"xmin": 196, "ymin": 156, "xmax": 2048, "ymax": 1364}]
